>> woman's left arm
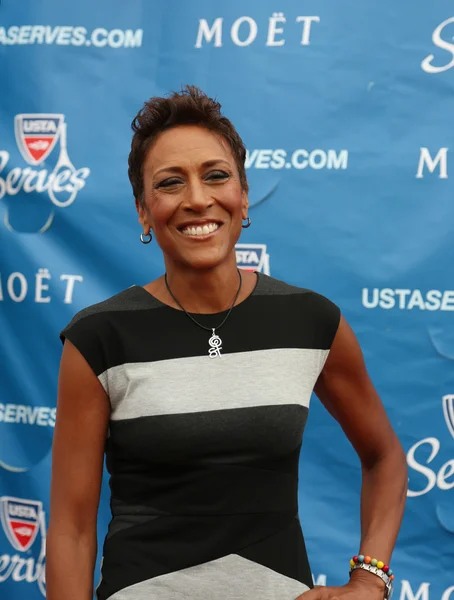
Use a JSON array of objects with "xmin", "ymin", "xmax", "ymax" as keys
[{"xmin": 298, "ymin": 315, "xmax": 408, "ymax": 600}]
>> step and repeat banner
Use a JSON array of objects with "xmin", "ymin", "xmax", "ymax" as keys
[{"xmin": 1, "ymin": 1, "xmax": 453, "ymax": 598}]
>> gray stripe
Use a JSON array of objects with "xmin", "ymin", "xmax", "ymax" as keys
[
  {"xmin": 102, "ymin": 348, "xmax": 328, "ymax": 421},
  {"xmin": 107, "ymin": 553, "xmax": 310, "ymax": 599}
]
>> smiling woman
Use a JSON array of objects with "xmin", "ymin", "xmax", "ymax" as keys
[
  {"xmin": 46, "ymin": 86, "xmax": 407, "ymax": 600},
  {"xmin": 137, "ymin": 125, "xmax": 249, "ymax": 277},
  {"xmin": 129, "ymin": 87, "xmax": 250, "ymax": 288}
]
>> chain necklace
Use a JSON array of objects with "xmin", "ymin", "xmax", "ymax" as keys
[{"xmin": 164, "ymin": 269, "xmax": 243, "ymax": 359}]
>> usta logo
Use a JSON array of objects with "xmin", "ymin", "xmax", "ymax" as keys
[
  {"xmin": 236, "ymin": 243, "xmax": 271, "ymax": 275},
  {"xmin": 421, "ymin": 17, "xmax": 454, "ymax": 73},
  {"xmin": 0, "ymin": 497, "xmax": 46, "ymax": 596},
  {"xmin": 407, "ymin": 395, "xmax": 454, "ymax": 497},
  {"xmin": 0, "ymin": 114, "xmax": 90, "ymax": 233}
]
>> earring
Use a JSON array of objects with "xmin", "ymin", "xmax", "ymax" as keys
[
  {"xmin": 242, "ymin": 217, "xmax": 251, "ymax": 229},
  {"xmin": 140, "ymin": 231, "xmax": 152, "ymax": 244}
]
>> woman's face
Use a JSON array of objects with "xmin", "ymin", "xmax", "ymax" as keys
[{"xmin": 138, "ymin": 125, "xmax": 248, "ymax": 271}]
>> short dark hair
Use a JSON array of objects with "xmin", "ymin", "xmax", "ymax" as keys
[{"xmin": 128, "ymin": 85, "xmax": 248, "ymax": 206}]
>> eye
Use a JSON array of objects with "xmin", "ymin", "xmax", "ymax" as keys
[
  {"xmin": 206, "ymin": 170, "xmax": 230, "ymax": 181},
  {"xmin": 156, "ymin": 177, "xmax": 182, "ymax": 189}
]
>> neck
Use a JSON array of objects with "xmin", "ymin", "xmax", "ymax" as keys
[{"xmin": 163, "ymin": 255, "xmax": 242, "ymax": 314}]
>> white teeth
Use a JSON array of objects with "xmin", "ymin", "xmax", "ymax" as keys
[{"xmin": 181, "ymin": 223, "xmax": 219, "ymax": 236}]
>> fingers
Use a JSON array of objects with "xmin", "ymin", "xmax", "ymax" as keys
[{"xmin": 295, "ymin": 586, "xmax": 341, "ymax": 600}]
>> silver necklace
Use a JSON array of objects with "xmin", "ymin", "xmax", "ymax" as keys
[{"xmin": 164, "ymin": 269, "xmax": 242, "ymax": 359}]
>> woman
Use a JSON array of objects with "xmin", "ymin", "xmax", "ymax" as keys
[{"xmin": 46, "ymin": 86, "xmax": 407, "ymax": 600}]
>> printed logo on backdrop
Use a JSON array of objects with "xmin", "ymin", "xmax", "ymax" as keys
[
  {"xmin": 390, "ymin": 580, "xmax": 454, "ymax": 600},
  {"xmin": 0, "ymin": 113, "xmax": 90, "ymax": 233},
  {"xmin": 362, "ymin": 288, "xmax": 454, "ymax": 311},
  {"xmin": 0, "ymin": 402, "xmax": 55, "ymax": 472},
  {"xmin": 236, "ymin": 243, "xmax": 271, "ymax": 275},
  {"xmin": 245, "ymin": 149, "xmax": 348, "ymax": 208},
  {"xmin": 407, "ymin": 395, "xmax": 454, "ymax": 498},
  {"xmin": 0, "ymin": 25, "xmax": 143, "ymax": 48},
  {"xmin": 15, "ymin": 114, "xmax": 63, "ymax": 165},
  {"xmin": 313, "ymin": 574, "xmax": 454, "ymax": 600},
  {"xmin": 196, "ymin": 14, "xmax": 320, "ymax": 48},
  {"xmin": 246, "ymin": 149, "xmax": 348, "ymax": 171},
  {"xmin": 421, "ymin": 17, "xmax": 454, "ymax": 74},
  {"xmin": 416, "ymin": 148, "xmax": 448, "ymax": 179},
  {"xmin": 443, "ymin": 395, "xmax": 454, "ymax": 439},
  {"xmin": 0, "ymin": 497, "xmax": 46, "ymax": 596},
  {"xmin": 0, "ymin": 268, "xmax": 83, "ymax": 304},
  {"xmin": 1, "ymin": 497, "xmax": 42, "ymax": 551}
]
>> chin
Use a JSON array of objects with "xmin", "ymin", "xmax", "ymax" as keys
[
  {"xmin": 183, "ymin": 256, "xmax": 225, "ymax": 271},
  {"xmin": 178, "ymin": 248, "xmax": 231, "ymax": 271}
]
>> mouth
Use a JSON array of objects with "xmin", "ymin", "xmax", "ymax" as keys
[{"xmin": 177, "ymin": 221, "xmax": 223, "ymax": 239}]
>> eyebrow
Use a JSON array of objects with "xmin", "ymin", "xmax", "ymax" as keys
[{"xmin": 153, "ymin": 159, "xmax": 231, "ymax": 177}]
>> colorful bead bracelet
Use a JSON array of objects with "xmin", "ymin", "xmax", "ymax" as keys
[{"xmin": 349, "ymin": 555, "xmax": 394, "ymax": 581}]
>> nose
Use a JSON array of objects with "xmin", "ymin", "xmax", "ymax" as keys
[{"xmin": 182, "ymin": 177, "xmax": 214, "ymax": 212}]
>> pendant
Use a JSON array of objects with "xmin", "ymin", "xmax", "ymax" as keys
[{"xmin": 208, "ymin": 328, "xmax": 222, "ymax": 358}]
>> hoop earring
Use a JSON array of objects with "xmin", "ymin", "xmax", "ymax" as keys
[
  {"xmin": 242, "ymin": 217, "xmax": 251, "ymax": 229},
  {"xmin": 140, "ymin": 231, "xmax": 152, "ymax": 244}
]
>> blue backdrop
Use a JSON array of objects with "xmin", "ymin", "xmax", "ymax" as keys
[{"xmin": 1, "ymin": 1, "xmax": 453, "ymax": 598}]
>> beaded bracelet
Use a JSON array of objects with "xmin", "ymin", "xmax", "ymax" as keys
[
  {"xmin": 350, "ymin": 555, "xmax": 394, "ymax": 581},
  {"xmin": 349, "ymin": 555, "xmax": 394, "ymax": 600}
]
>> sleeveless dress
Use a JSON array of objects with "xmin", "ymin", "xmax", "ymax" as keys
[{"xmin": 60, "ymin": 273, "xmax": 340, "ymax": 600}]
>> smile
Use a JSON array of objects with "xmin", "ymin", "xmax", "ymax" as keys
[{"xmin": 179, "ymin": 222, "xmax": 221, "ymax": 237}]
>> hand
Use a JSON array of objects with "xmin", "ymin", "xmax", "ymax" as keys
[{"xmin": 295, "ymin": 573, "xmax": 386, "ymax": 600}]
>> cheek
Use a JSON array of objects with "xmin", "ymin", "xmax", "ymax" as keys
[
  {"xmin": 146, "ymin": 194, "xmax": 176, "ymax": 229},
  {"xmin": 219, "ymin": 183, "xmax": 244, "ymax": 212}
]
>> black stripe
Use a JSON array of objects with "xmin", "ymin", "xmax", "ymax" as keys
[
  {"xmin": 106, "ymin": 407, "xmax": 305, "ymax": 515},
  {"xmin": 61, "ymin": 282, "xmax": 340, "ymax": 375},
  {"xmin": 96, "ymin": 511, "xmax": 300, "ymax": 599}
]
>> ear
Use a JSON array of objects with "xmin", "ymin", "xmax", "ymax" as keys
[
  {"xmin": 241, "ymin": 190, "xmax": 249, "ymax": 220},
  {"xmin": 135, "ymin": 198, "xmax": 151, "ymax": 233}
]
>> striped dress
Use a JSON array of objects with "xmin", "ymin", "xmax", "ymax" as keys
[{"xmin": 60, "ymin": 273, "xmax": 340, "ymax": 600}]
